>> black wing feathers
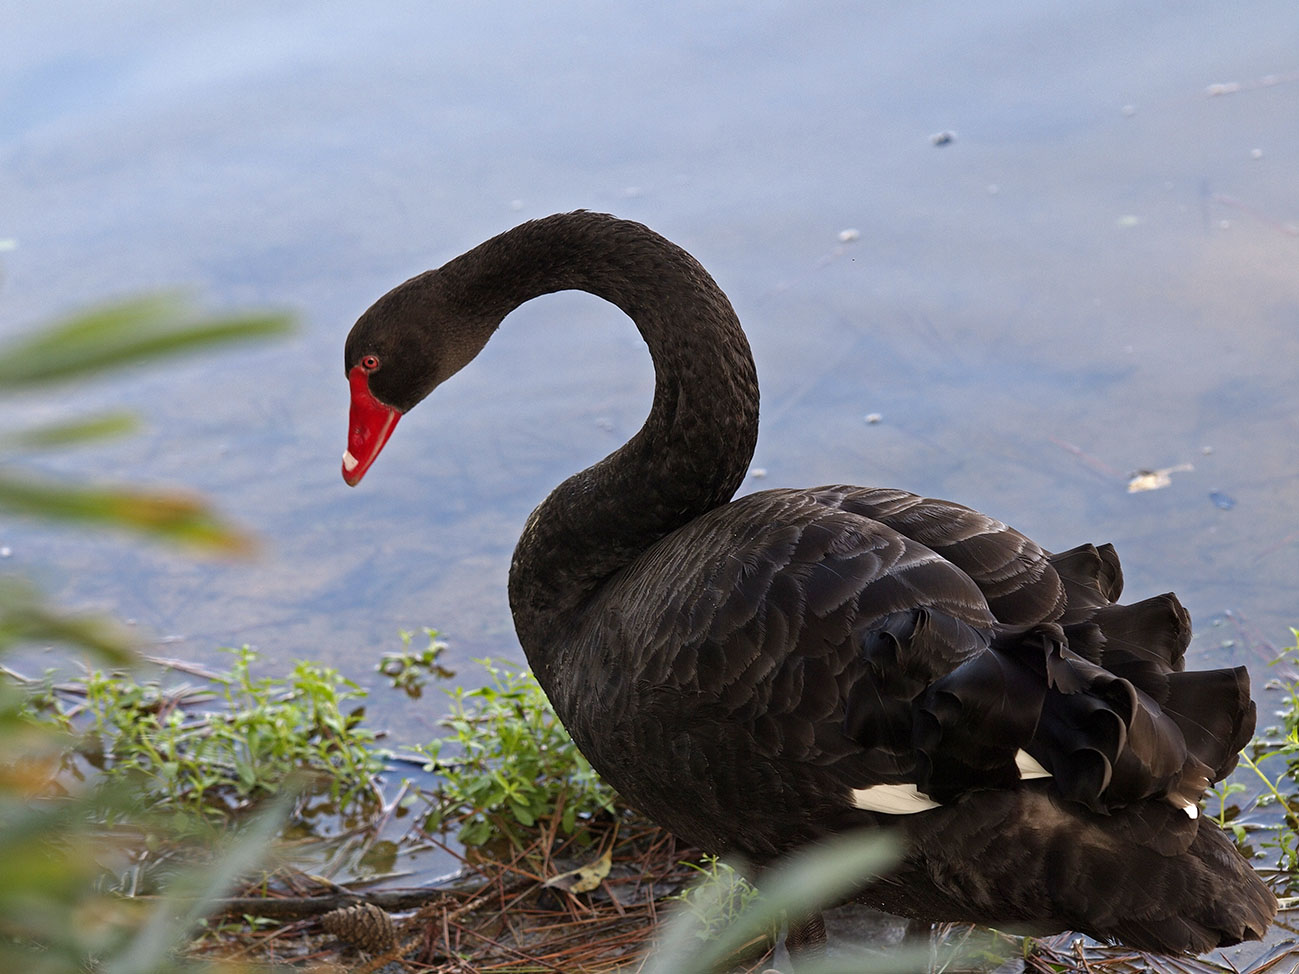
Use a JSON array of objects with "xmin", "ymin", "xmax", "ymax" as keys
[
  {"xmin": 914, "ymin": 644, "xmax": 1047, "ymax": 799},
  {"xmin": 621, "ymin": 484, "xmax": 1254, "ymax": 818},
  {"xmin": 789, "ymin": 485, "xmax": 1252, "ymax": 820},
  {"xmin": 825, "ymin": 487, "xmax": 1067, "ymax": 624},
  {"xmin": 571, "ymin": 483, "xmax": 1271, "ymax": 952}
]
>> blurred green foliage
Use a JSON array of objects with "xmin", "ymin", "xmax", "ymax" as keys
[
  {"xmin": 0, "ymin": 295, "xmax": 291, "ymax": 555},
  {"xmin": 0, "ymin": 294, "xmax": 289, "ymax": 390},
  {"xmin": 0, "ymin": 294, "xmax": 292, "ymax": 972},
  {"xmin": 645, "ymin": 831, "xmax": 932, "ymax": 974}
]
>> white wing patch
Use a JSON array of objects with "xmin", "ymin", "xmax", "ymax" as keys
[
  {"xmin": 848, "ymin": 751, "xmax": 1197, "ymax": 818},
  {"xmin": 850, "ymin": 782, "xmax": 941, "ymax": 814},
  {"xmin": 1015, "ymin": 749, "xmax": 1051, "ymax": 779},
  {"xmin": 849, "ymin": 750, "xmax": 1054, "ymax": 815}
]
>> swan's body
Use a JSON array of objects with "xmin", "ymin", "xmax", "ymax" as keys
[{"xmin": 343, "ymin": 212, "xmax": 1275, "ymax": 956}]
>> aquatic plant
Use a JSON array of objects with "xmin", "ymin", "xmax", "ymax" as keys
[
  {"xmin": 22, "ymin": 647, "xmax": 384, "ymax": 828},
  {"xmin": 411, "ymin": 658, "xmax": 617, "ymax": 847}
]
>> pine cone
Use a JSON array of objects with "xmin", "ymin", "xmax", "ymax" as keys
[{"xmin": 321, "ymin": 902, "xmax": 398, "ymax": 954}]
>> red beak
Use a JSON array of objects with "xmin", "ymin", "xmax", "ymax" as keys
[{"xmin": 343, "ymin": 365, "xmax": 401, "ymax": 486}]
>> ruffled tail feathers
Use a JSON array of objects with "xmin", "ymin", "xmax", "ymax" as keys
[
  {"xmin": 1164, "ymin": 666, "xmax": 1255, "ymax": 780},
  {"xmin": 846, "ymin": 603, "xmax": 1257, "ymax": 820},
  {"xmin": 1011, "ymin": 621, "xmax": 1254, "ymax": 817},
  {"xmin": 843, "ymin": 537, "xmax": 1274, "ymax": 951},
  {"xmin": 1020, "ymin": 549, "xmax": 1253, "ymax": 815},
  {"xmin": 1049, "ymin": 542, "xmax": 1124, "ymax": 619}
]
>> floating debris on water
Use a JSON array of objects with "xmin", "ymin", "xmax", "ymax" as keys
[
  {"xmin": 864, "ymin": 412, "xmax": 882, "ymax": 425},
  {"xmin": 1204, "ymin": 69, "xmax": 1299, "ymax": 98},
  {"xmin": 749, "ymin": 467, "xmax": 767, "ymax": 479},
  {"xmin": 1127, "ymin": 463, "xmax": 1193, "ymax": 493},
  {"xmin": 1209, "ymin": 490, "xmax": 1236, "ymax": 510},
  {"xmin": 1205, "ymin": 81, "xmax": 1242, "ymax": 97},
  {"xmin": 838, "ymin": 228, "xmax": 861, "ymax": 243},
  {"xmin": 929, "ymin": 130, "xmax": 956, "ymax": 146}
]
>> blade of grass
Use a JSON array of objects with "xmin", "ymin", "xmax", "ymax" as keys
[
  {"xmin": 0, "ymin": 576, "xmax": 136, "ymax": 661},
  {"xmin": 646, "ymin": 831, "xmax": 908, "ymax": 974},
  {"xmin": 1, "ymin": 411, "xmax": 140, "ymax": 452},
  {"xmin": 100, "ymin": 794, "xmax": 291, "ymax": 974},
  {"xmin": 0, "ymin": 471, "xmax": 255, "ymax": 555},
  {"xmin": 0, "ymin": 295, "xmax": 293, "ymax": 390}
]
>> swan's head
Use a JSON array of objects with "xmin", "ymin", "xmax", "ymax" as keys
[{"xmin": 342, "ymin": 267, "xmax": 498, "ymax": 486}]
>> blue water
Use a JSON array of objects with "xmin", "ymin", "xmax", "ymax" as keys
[{"xmin": 3, "ymin": 0, "xmax": 1297, "ymax": 789}]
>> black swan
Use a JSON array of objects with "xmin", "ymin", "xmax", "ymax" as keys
[{"xmin": 342, "ymin": 211, "xmax": 1276, "ymax": 959}]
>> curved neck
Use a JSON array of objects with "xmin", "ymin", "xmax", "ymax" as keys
[{"xmin": 443, "ymin": 213, "xmax": 759, "ymax": 663}]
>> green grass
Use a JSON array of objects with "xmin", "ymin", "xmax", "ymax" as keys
[
  {"xmin": 378, "ymin": 627, "xmax": 455, "ymax": 699},
  {"xmin": 15, "ymin": 646, "xmax": 615, "ymax": 854}
]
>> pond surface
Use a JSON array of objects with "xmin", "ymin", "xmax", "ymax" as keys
[{"xmin": 3, "ymin": 2, "xmax": 1297, "ymax": 765}]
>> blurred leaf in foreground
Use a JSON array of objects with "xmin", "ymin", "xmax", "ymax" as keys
[
  {"xmin": 0, "ymin": 472, "xmax": 255, "ymax": 555},
  {"xmin": 0, "ymin": 294, "xmax": 293, "ymax": 390},
  {"xmin": 0, "ymin": 575, "xmax": 135, "ymax": 662},
  {"xmin": 99, "ymin": 796, "xmax": 290, "ymax": 974},
  {"xmin": 0, "ymin": 411, "xmax": 140, "ymax": 451},
  {"xmin": 0, "ymin": 291, "xmax": 292, "ymax": 971},
  {"xmin": 0, "ymin": 294, "xmax": 292, "ymax": 554},
  {"xmin": 645, "ymin": 831, "xmax": 935, "ymax": 974}
]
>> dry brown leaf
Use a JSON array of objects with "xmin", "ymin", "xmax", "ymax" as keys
[{"xmin": 542, "ymin": 849, "xmax": 613, "ymax": 893}]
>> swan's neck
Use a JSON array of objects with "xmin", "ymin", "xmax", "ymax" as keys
[{"xmin": 446, "ymin": 214, "xmax": 759, "ymax": 668}]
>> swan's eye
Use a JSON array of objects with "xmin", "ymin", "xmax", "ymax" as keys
[{"xmin": 361, "ymin": 355, "xmax": 381, "ymax": 372}]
